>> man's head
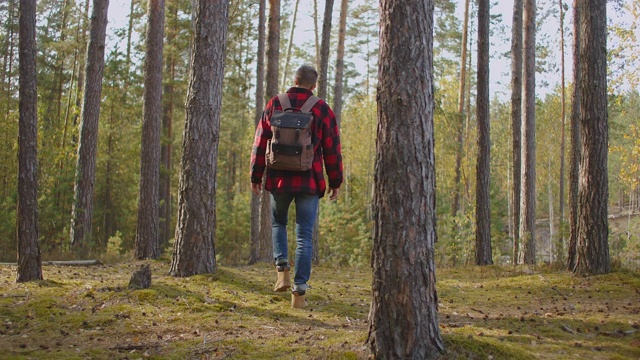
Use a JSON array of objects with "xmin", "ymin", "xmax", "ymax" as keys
[{"xmin": 294, "ymin": 65, "xmax": 318, "ymax": 90}]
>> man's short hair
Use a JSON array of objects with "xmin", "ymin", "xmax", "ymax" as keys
[{"xmin": 295, "ymin": 65, "xmax": 318, "ymax": 88}]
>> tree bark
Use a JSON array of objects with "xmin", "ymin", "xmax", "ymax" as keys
[
  {"xmin": 573, "ymin": 0, "xmax": 610, "ymax": 276},
  {"xmin": 367, "ymin": 0, "xmax": 444, "ymax": 358},
  {"xmin": 519, "ymin": 0, "xmax": 536, "ymax": 265},
  {"xmin": 135, "ymin": 0, "xmax": 165, "ymax": 260},
  {"xmin": 332, "ymin": 0, "xmax": 348, "ymax": 127},
  {"xmin": 16, "ymin": 0, "xmax": 42, "ymax": 282},
  {"xmin": 475, "ymin": 0, "xmax": 492, "ymax": 266},
  {"xmin": 249, "ymin": 0, "xmax": 268, "ymax": 265},
  {"xmin": 170, "ymin": 0, "xmax": 228, "ymax": 277},
  {"xmin": 510, "ymin": 0, "xmax": 523, "ymax": 265},
  {"xmin": 567, "ymin": 0, "xmax": 580, "ymax": 271},
  {"xmin": 70, "ymin": 0, "xmax": 110, "ymax": 251}
]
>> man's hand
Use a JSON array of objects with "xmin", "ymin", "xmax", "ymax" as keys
[
  {"xmin": 328, "ymin": 187, "xmax": 340, "ymax": 201},
  {"xmin": 251, "ymin": 183, "xmax": 262, "ymax": 195}
]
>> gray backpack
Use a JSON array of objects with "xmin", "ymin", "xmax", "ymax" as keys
[{"xmin": 266, "ymin": 93, "xmax": 320, "ymax": 172}]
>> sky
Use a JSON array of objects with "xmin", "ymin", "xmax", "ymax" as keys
[
  {"xmin": 106, "ymin": 0, "xmax": 637, "ymax": 98},
  {"xmin": 104, "ymin": 0, "xmax": 516, "ymax": 96}
]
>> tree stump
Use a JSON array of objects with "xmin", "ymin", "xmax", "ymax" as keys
[{"xmin": 128, "ymin": 264, "xmax": 151, "ymax": 289}]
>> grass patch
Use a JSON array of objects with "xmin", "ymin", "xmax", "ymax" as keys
[{"xmin": 0, "ymin": 262, "xmax": 638, "ymax": 359}]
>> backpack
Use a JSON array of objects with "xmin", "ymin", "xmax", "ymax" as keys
[{"xmin": 266, "ymin": 93, "xmax": 320, "ymax": 172}]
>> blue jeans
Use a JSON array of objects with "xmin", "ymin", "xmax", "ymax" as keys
[{"xmin": 271, "ymin": 192, "xmax": 319, "ymax": 292}]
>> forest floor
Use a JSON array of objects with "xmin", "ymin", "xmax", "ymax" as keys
[{"xmin": 0, "ymin": 260, "xmax": 639, "ymax": 359}]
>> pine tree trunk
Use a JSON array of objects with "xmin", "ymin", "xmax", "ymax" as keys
[
  {"xmin": 557, "ymin": 0, "xmax": 567, "ymax": 262},
  {"xmin": 511, "ymin": 0, "xmax": 523, "ymax": 265},
  {"xmin": 160, "ymin": 1, "xmax": 178, "ymax": 248},
  {"xmin": 548, "ymin": 154, "xmax": 555, "ymax": 262},
  {"xmin": 281, "ymin": 0, "xmax": 299, "ymax": 90},
  {"xmin": 72, "ymin": 0, "xmax": 90, "ymax": 141},
  {"xmin": 313, "ymin": 0, "xmax": 320, "ymax": 71},
  {"xmin": 1, "ymin": 0, "xmax": 15, "ymax": 95},
  {"xmin": 257, "ymin": 0, "xmax": 280, "ymax": 265},
  {"xmin": 170, "ymin": 0, "xmax": 229, "ymax": 277},
  {"xmin": 519, "ymin": 0, "xmax": 536, "ymax": 265},
  {"xmin": 453, "ymin": 0, "xmax": 470, "ymax": 217},
  {"xmin": 567, "ymin": 0, "xmax": 580, "ymax": 271},
  {"xmin": 475, "ymin": 0, "xmax": 492, "ymax": 266},
  {"xmin": 249, "ymin": 0, "xmax": 267, "ymax": 265},
  {"xmin": 135, "ymin": 0, "xmax": 165, "ymax": 260},
  {"xmin": 574, "ymin": 0, "xmax": 610, "ymax": 276},
  {"xmin": 332, "ymin": 0, "xmax": 348, "ymax": 127},
  {"xmin": 70, "ymin": 0, "xmax": 110, "ymax": 251},
  {"xmin": 17, "ymin": 0, "xmax": 42, "ymax": 282},
  {"xmin": 55, "ymin": 0, "xmax": 70, "ymax": 126},
  {"xmin": 317, "ymin": 0, "xmax": 334, "ymax": 99},
  {"xmin": 125, "ymin": 0, "xmax": 135, "ymax": 89},
  {"xmin": 312, "ymin": 0, "xmax": 335, "ymax": 264},
  {"xmin": 102, "ymin": 127, "xmax": 114, "ymax": 246},
  {"xmin": 367, "ymin": 0, "xmax": 444, "ymax": 357},
  {"xmin": 2, "ymin": 0, "xmax": 16, "ymax": 196}
]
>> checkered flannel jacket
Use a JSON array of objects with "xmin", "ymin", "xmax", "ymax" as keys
[{"xmin": 251, "ymin": 87, "xmax": 343, "ymax": 197}]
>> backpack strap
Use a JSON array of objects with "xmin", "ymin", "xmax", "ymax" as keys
[
  {"xmin": 277, "ymin": 93, "xmax": 320, "ymax": 113},
  {"xmin": 300, "ymin": 96, "xmax": 320, "ymax": 113},
  {"xmin": 277, "ymin": 93, "xmax": 292, "ymax": 111}
]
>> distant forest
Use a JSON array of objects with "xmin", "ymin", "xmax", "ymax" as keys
[{"xmin": 3, "ymin": 0, "xmax": 639, "ymax": 270}]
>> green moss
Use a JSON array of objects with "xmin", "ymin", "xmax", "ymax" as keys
[
  {"xmin": 443, "ymin": 334, "xmax": 537, "ymax": 360},
  {"xmin": 131, "ymin": 289, "xmax": 157, "ymax": 301},
  {"xmin": 1, "ymin": 262, "xmax": 639, "ymax": 359},
  {"xmin": 35, "ymin": 279, "xmax": 64, "ymax": 287}
]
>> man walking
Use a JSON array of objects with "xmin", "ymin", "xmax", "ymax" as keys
[{"xmin": 251, "ymin": 65, "xmax": 343, "ymax": 308}]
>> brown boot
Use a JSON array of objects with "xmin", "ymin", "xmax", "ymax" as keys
[
  {"xmin": 291, "ymin": 290, "xmax": 307, "ymax": 308},
  {"xmin": 273, "ymin": 265, "xmax": 291, "ymax": 292}
]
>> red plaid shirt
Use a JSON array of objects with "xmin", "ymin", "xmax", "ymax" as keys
[{"xmin": 251, "ymin": 87, "xmax": 343, "ymax": 197}]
